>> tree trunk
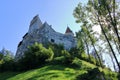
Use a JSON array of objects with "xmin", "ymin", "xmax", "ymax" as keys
[
  {"xmin": 105, "ymin": 1, "xmax": 120, "ymax": 44},
  {"xmin": 84, "ymin": 36, "xmax": 91, "ymax": 60},
  {"xmin": 109, "ymin": 53, "xmax": 117, "ymax": 72},
  {"xmin": 97, "ymin": 15, "xmax": 120, "ymax": 72},
  {"xmin": 85, "ymin": 26, "xmax": 103, "ymax": 67},
  {"xmin": 112, "ymin": 36, "xmax": 120, "ymax": 54}
]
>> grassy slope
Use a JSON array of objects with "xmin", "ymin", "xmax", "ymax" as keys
[
  {"xmin": 0, "ymin": 59, "xmax": 118, "ymax": 80},
  {"xmin": 0, "ymin": 65, "xmax": 80, "ymax": 80}
]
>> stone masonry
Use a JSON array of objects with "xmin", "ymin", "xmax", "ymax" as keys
[{"xmin": 15, "ymin": 15, "xmax": 77, "ymax": 59}]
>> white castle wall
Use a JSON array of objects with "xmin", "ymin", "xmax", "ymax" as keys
[{"xmin": 15, "ymin": 15, "xmax": 76, "ymax": 59}]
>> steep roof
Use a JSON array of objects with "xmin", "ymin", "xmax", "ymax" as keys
[{"xmin": 65, "ymin": 27, "xmax": 73, "ymax": 34}]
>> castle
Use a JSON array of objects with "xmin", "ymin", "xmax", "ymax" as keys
[{"xmin": 15, "ymin": 15, "xmax": 77, "ymax": 59}]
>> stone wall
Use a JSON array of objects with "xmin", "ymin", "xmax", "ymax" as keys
[{"xmin": 15, "ymin": 15, "xmax": 77, "ymax": 59}]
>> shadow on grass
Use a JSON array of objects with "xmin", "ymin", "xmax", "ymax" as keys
[
  {"xmin": 0, "ymin": 65, "xmax": 77, "ymax": 80},
  {"xmin": 27, "ymin": 73, "xmax": 59, "ymax": 80},
  {"xmin": 0, "ymin": 72, "xmax": 19, "ymax": 80},
  {"xmin": 26, "ymin": 65, "xmax": 65, "ymax": 80},
  {"xmin": 27, "ymin": 65, "xmax": 76, "ymax": 80}
]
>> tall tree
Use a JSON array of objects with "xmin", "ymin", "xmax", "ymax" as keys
[
  {"xmin": 73, "ymin": 0, "xmax": 120, "ymax": 72},
  {"xmin": 76, "ymin": 28, "xmax": 91, "ymax": 60}
]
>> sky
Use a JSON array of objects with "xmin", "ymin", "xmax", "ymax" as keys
[{"xmin": 0, "ymin": 0, "xmax": 88, "ymax": 54}]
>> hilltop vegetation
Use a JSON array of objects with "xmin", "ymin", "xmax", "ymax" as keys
[
  {"xmin": 0, "ymin": 59, "xmax": 119, "ymax": 80},
  {"xmin": 0, "ymin": 43, "xmax": 119, "ymax": 80}
]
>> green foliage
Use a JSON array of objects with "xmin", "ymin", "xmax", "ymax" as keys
[
  {"xmin": 46, "ymin": 43, "xmax": 64, "ymax": 57},
  {"xmin": 117, "ymin": 73, "xmax": 120, "ymax": 80},
  {"xmin": 17, "ymin": 42, "xmax": 54, "ymax": 70},
  {"xmin": 89, "ymin": 56, "xmax": 97, "ymax": 65},
  {"xmin": 0, "ymin": 59, "xmax": 118, "ymax": 80},
  {"xmin": 3, "ymin": 53, "xmax": 14, "ymax": 62},
  {"xmin": 0, "ymin": 53, "xmax": 3, "ymax": 60},
  {"xmin": 61, "ymin": 50, "xmax": 70, "ymax": 57},
  {"xmin": 0, "ymin": 59, "xmax": 15, "ymax": 72},
  {"xmin": 69, "ymin": 47, "xmax": 81, "ymax": 58},
  {"xmin": 76, "ymin": 67, "xmax": 102, "ymax": 80},
  {"xmin": 52, "ymin": 50, "xmax": 73, "ymax": 66},
  {"xmin": 79, "ymin": 52, "xmax": 88, "ymax": 60},
  {"xmin": 76, "ymin": 32, "xmax": 85, "ymax": 54},
  {"xmin": 0, "ymin": 65, "xmax": 80, "ymax": 80},
  {"xmin": 0, "ymin": 49, "xmax": 14, "ymax": 72},
  {"xmin": 71, "ymin": 57, "xmax": 82, "ymax": 68},
  {"xmin": 75, "ymin": 51, "xmax": 101, "ymax": 67}
]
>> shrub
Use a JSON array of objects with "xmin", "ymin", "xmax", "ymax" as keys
[
  {"xmin": 52, "ymin": 50, "xmax": 73, "ymax": 66},
  {"xmin": 71, "ymin": 57, "xmax": 82, "ymax": 68},
  {"xmin": 45, "ymin": 43, "xmax": 64, "ymax": 57},
  {"xmin": 76, "ymin": 68, "xmax": 102, "ymax": 80},
  {"xmin": 17, "ymin": 43, "xmax": 54, "ymax": 70},
  {"xmin": 69, "ymin": 47, "xmax": 80, "ymax": 57},
  {"xmin": 78, "ymin": 52, "xmax": 88, "ymax": 61},
  {"xmin": 0, "ymin": 50, "xmax": 14, "ymax": 72},
  {"xmin": 89, "ymin": 56, "xmax": 97, "ymax": 65},
  {"xmin": 52, "ymin": 56, "xmax": 73, "ymax": 66},
  {"xmin": 0, "ymin": 53, "xmax": 3, "ymax": 60},
  {"xmin": 0, "ymin": 59, "xmax": 15, "ymax": 72},
  {"xmin": 61, "ymin": 50, "xmax": 70, "ymax": 57}
]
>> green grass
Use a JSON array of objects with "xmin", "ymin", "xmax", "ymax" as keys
[
  {"xmin": 0, "ymin": 58, "xmax": 118, "ymax": 80},
  {"xmin": 0, "ymin": 65, "xmax": 84, "ymax": 80}
]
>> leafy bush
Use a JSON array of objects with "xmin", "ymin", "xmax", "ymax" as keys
[
  {"xmin": 0, "ymin": 53, "xmax": 3, "ymax": 60},
  {"xmin": 73, "ymin": 51, "xmax": 101, "ymax": 67},
  {"xmin": 17, "ymin": 43, "xmax": 54, "ymax": 70},
  {"xmin": 52, "ymin": 56, "xmax": 73, "ymax": 66},
  {"xmin": 0, "ymin": 60, "xmax": 15, "ymax": 72},
  {"xmin": 71, "ymin": 57, "xmax": 82, "ymax": 68},
  {"xmin": 0, "ymin": 50, "xmax": 14, "ymax": 72},
  {"xmin": 89, "ymin": 56, "xmax": 97, "ymax": 65},
  {"xmin": 61, "ymin": 50, "xmax": 70, "ymax": 57},
  {"xmin": 76, "ymin": 67, "xmax": 103, "ymax": 80},
  {"xmin": 52, "ymin": 50, "xmax": 73, "ymax": 65},
  {"xmin": 69, "ymin": 47, "xmax": 80, "ymax": 57},
  {"xmin": 45, "ymin": 43, "xmax": 64, "ymax": 57}
]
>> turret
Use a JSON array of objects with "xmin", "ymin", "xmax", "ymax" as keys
[
  {"xmin": 65, "ymin": 27, "xmax": 74, "ymax": 36},
  {"xmin": 28, "ymin": 15, "xmax": 42, "ymax": 34}
]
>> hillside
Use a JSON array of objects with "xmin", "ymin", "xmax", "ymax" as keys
[{"xmin": 0, "ymin": 59, "xmax": 118, "ymax": 80}]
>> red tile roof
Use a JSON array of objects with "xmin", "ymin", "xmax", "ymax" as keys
[{"xmin": 65, "ymin": 27, "xmax": 73, "ymax": 33}]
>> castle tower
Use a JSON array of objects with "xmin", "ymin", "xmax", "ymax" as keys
[
  {"xmin": 65, "ymin": 26, "xmax": 74, "ymax": 36},
  {"xmin": 28, "ymin": 15, "xmax": 42, "ymax": 34},
  {"xmin": 15, "ymin": 15, "xmax": 77, "ymax": 60}
]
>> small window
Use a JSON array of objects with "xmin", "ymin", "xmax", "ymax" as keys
[
  {"xmin": 51, "ymin": 39, "xmax": 55, "ymax": 43},
  {"xmin": 18, "ymin": 41, "xmax": 23, "ymax": 47}
]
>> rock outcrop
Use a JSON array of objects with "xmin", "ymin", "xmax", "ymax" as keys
[{"xmin": 15, "ymin": 15, "xmax": 77, "ymax": 59}]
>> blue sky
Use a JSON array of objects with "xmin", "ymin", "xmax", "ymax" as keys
[{"xmin": 0, "ymin": 0, "xmax": 88, "ymax": 53}]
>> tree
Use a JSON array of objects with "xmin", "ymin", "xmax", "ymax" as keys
[
  {"xmin": 73, "ymin": 0, "xmax": 120, "ymax": 72},
  {"xmin": 76, "ymin": 29, "xmax": 91, "ymax": 60},
  {"xmin": 0, "ymin": 48, "xmax": 14, "ymax": 71},
  {"xmin": 73, "ymin": 4, "xmax": 103, "ymax": 67},
  {"xmin": 18, "ymin": 43, "xmax": 54, "ymax": 70}
]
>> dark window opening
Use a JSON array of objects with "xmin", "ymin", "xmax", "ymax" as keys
[
  {"xmin": 23, "ymin": 33, "xmax": 28, "ymax": 38},
  {"xmin": 18, "ymin": 41, "xmax": 23, "ymax": 47},
  {"xmin": 51, "ymin": 39, "xmax": 55, "ymax": 43}
]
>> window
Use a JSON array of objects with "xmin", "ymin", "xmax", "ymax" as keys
[{"xmin": 51, "ymin": 39, "xmax": 55, "ymax": 43}]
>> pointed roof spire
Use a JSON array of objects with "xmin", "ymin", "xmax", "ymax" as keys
[{"xmin": 65, "ymin": 26, "xmax": 73, "ymax": 34}]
